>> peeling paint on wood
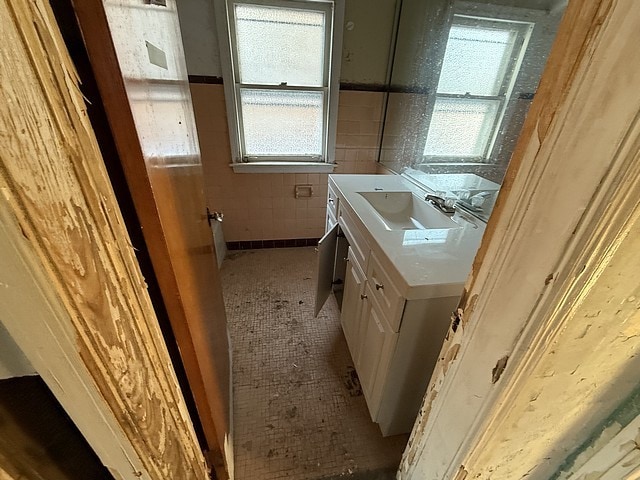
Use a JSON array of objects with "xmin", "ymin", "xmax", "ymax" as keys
[
  {"xmin": 453, "ymin": 465, "xmax": 468, "ymax": 480},
  {"xmin": 399, "ymin": 1, "xmax": 640, "ymax": 479},
  {"xmin": 491, "ymin": 356, "xmax": 509, "ymax": 384},
  {"xmin": 451, "ymin": 308, "xmax": 463, "ymax": 333}
]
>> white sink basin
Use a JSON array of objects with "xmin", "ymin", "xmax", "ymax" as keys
[{"xmin": 358, "ymin": 191, "xmax": 459, "ymax": 231}]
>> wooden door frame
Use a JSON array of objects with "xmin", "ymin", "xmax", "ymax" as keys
[
  {"xmin": 0, "ymin": 1, "xmax": 208, "ymax": 479},
  {"xmin": 5, "ymin": 0, "xmax": 638, "ymax": 479},
  {"xmin": 401, "ymin": 1, "xmax": 640, "ymax": 478},
  {"xmin": 68, "ymin": 3, "xmax": 232, "ymax": 477}
]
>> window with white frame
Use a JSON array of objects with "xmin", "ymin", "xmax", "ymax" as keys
[
  {"xmin": 423, "ymin": 15, "xmax": 533, "ymax": 161},
  {"xmin": 216, "ymin": 0, "xmax": 342, "ymax": 170}
]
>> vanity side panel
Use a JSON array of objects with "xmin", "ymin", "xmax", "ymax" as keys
[
  {"xmin": 377, "ymin": 296, "xmax": 457, "ymax": 436},
  {"xmin": 314, "ymin": 223, "xmax": 339, "ymax": 317}
]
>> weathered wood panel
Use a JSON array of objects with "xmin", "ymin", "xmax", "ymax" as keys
[
  {"xmin": 70, "ymin": 2, "xmax": 231, "ymax": 475},
  {"xmin": 0, "ymin": 1, "xmax": 208, "ymax": 479},
  {"xmin": 0, "ymin": 465, "xmax": 18, "ymax": 480}
]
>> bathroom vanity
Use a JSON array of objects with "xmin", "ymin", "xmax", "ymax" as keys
[{"xmin": 315, "ymin": 174, "xmax": 486, "ymax": 436}]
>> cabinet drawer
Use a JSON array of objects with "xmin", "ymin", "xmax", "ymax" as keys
[
  {"xmin": 367, "ymin": 252, "xmax": 405, "ymax": 332},
  {"xmin": 338, "ymin": 204, "xmax": 368, "ymax": 270}
]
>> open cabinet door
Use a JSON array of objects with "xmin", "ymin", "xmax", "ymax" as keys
[
  {"xmin": 315, "ymin": 223, "xmax": 339, "ymax": 317},
  {"xmin": 70, "ymin": 1, "xmax": 232, "ymax": 477}
]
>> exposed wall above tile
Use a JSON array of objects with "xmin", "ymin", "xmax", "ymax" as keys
[
  {"xmin": 340, "ymin": 0, "xmax": 397, "ymax": 85},
  {"xmin": 176, "ymin": 0, "xmax": 222, "ymax": 77},
  {"xmin": 177, "ymin": 0, "xmax": 399, "ymax": 85}
]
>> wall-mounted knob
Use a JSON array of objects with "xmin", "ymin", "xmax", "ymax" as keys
[
  {"xmin": 344, "ymin": 257, "xmax": 350, "ymax": 262},
  {"xmin": 375, "ymin": 283, "xmax": 384, "ymax": 290},
  {"xmin": 360, "ymin": 294, "xmax": 367, "ymax": 300}
]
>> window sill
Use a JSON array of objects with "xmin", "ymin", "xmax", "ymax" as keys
[{"xmin": 230, "ymin": 162, "xmax": 336, "ymax": 174}]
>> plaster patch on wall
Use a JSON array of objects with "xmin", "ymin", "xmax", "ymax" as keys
[{"xmin": 145, "ymin": 41, "xmax": 168, "ymax": 70}]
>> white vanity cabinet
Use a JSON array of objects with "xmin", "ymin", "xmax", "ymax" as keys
[
  {"xmin": 316, "ymin": 176, "xmax": 464, "ymax": 436},
  {"xmin": 340, "ymin": 247, "xmax": 366, "ymax": 358},
  {"xmin": 355, "ymin": 285, "xmax": 398, "ymax": 421}
]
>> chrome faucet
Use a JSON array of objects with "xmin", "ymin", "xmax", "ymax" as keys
[{"xmin": 425, "ymin": 194, "xmax": 455, "ymax": 215}]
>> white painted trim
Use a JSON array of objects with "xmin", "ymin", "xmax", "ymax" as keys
[
  {"xmin": 326, "ymin": 0, "xmax": 344, "ymax": 165},
  {"xmin": 0, "ymin": 207, "xmax": 150, "ymax": 480},
  {"xmin": 214, "ymin": 0, "xmax": 343, "ymax": 167},
  {"xmin": 401, "ymin": 2, "xmax": 640, "ymax": 479},
  {"xmin": 230, "ymin": 161, "xmax": 335, "ymax": 173}
]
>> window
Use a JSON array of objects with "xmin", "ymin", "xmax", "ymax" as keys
[
  {"xmin": 424, "ymin": 16, "xmax": 533, "ymax": 160},
  {"xmin": 216, "ymin": 0, "xmax": 343, "ymax": 172}
]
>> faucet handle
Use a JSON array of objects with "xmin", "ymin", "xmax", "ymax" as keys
[{"xmin": 425, "ymin": 194, "xmax": 455, "ymax": 215}]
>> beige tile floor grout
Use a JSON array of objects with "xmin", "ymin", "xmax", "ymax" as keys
[{"xmin": 221, "ymin": 247, "xmax": 407, "ymax": 480}]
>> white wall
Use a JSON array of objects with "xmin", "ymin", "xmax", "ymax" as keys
[
  {"xmin": 0, "ymin": 321, "xmax": 36, "ymax": 379},
  {"xmin": 340, "ymin": 0, "xmax": 397, "ymax": 85}
]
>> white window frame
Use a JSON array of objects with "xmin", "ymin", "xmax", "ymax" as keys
[
  {"xmin": 423, "ymin": 15, "xmax": 533, "ymax": 163},
  {"xmin": 215, "ymin": 0, "xmax": 343, "ymax": 173}
]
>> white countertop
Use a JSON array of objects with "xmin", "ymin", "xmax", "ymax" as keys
[
  {"xmin": 330, "ymin": 174, "xmax": 486, "ymax": 300},
  {"xmin": 403, "ymin": 169, "xmax": 501, "ymax": 193}
]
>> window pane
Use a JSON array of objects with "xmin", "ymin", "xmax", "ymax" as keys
[
  {"xmin": 437, "ymin": 24, "xmax": 517, "ymax": 96},
  {"xmin": 234, "ymin": 4, "xmax": 325, "ymax": 86},
  {"xmin": 424, "ymin": 98, "xmax": 500, "ymax": 157},
  {"xmin": 240, "ymin": 89, "xmax": 323, "ymax": 156}
]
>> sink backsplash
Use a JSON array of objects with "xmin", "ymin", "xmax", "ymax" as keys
[{"xmin": 402, "ymin": 168, "xmax": 500, "ymax": 223}]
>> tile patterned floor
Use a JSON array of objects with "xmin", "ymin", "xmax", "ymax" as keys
[{"xmin": 221, "ymin": 247, "xmax": 408, "ymax": 480}]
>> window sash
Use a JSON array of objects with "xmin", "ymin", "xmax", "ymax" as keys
[
  {"xmin": 234, "ymin": 86, "xmax": 329, "ymax": 162},
  {"xmin": 232, "ymin": 4, "xmax": 327, "ymax": 86},
  {"xmin": 424, "ymin": 96, "xmax": 504, "ymax": 159},
  {"xmin": 424, "ymin": 15, "xmax": 533, "ymax": 162},
  {"xmin": 226, "ymin": 0, "xmax": 334, "ymax": 162},
  {"xmin": 238, "ymin": 87, "xmax": 327, "ymax": 160}
]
